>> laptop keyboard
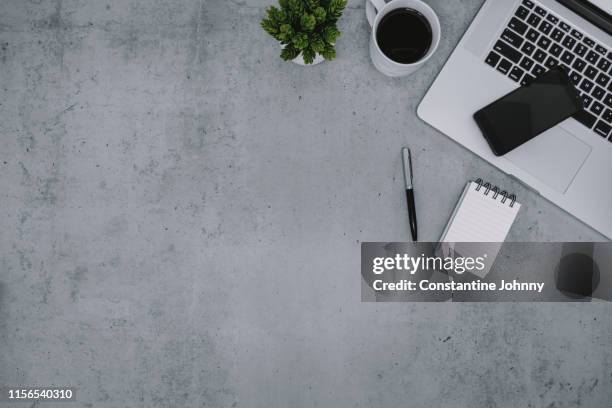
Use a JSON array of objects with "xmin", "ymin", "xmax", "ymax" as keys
[{"xmin": 484, "ymin": 0, "xmax": 612, "ymax": 141}]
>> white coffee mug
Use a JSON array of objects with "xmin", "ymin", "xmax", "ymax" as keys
[{"xmin": 366, "ymin": 0, "xmax": 441, "ymax": 77}]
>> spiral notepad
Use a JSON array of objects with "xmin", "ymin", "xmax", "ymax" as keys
[
  {"xmin": 438, "ymin": 179, "xmax": 522, "ymax": 279},
  {"xmin": 440, "ymin": 179, "xmax": 521, "ymax": 243}
]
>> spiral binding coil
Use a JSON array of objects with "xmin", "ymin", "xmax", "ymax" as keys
[{"xmin": 475, "ymin": 178, "xmax": 517, "ymax": 207}]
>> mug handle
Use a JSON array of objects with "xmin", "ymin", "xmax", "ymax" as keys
[{"xmin": 366, "ymin": 0, "xmax": 387, "ymax": 27}]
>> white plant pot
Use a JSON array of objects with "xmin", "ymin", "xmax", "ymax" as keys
[
  {"xmin": 280, "ymin": 44, "xmax": 325, "ymax": 65},
  {"xmin": 291, "ymin": 52, "xmax": 325, "ymax": 65}
]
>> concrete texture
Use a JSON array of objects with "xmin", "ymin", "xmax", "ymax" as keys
[{"xmin": 0, "ymin": 0, "xmax": 611, "ymax": 407}]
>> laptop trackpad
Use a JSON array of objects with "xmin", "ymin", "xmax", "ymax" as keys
[{"xmin": 505, "ymin": 126, "xmax": 591, "ymax": 193}]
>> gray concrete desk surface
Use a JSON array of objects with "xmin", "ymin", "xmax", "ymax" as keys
[{"xmin": 1, "ymin": 0, "xmax": 611, "ymax": 407}]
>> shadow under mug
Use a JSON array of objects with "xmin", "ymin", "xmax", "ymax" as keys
[{"xmin": 366, "ymin": 0, "xmax": 441, "ymax": 77}]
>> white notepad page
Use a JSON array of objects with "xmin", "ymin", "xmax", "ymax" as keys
[
  {"xmin": 441, "ymin": 181, "xmax": 521, "ymax": 242},
  {"xmin": 439, "ymin": 181, "xmax": 522, "ymax": 279}
]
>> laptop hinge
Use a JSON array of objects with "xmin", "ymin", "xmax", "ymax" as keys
[{"xmin": 556, "ymin": 0, "xmax": 612, "ymax": 35}]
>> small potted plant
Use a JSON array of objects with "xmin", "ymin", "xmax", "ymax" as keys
[{"xmin": 261, "ymin": 0, "xmax": 348, "ymax": 65}]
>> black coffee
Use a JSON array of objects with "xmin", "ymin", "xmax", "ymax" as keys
[{"xmin": 376, "ymin": 8, "xmax": 432, "ymax": 64}]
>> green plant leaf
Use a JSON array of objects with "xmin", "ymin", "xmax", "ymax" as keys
[
  {"xmin": 266, "ymin": 5, "xmax": 278, "ymax": 16},
  {"xmin": 280, "ymin": 23, "xmax": 293, "ymax": 34},
  {"xmin": 313, "ymin": 7, "xmax": 326, "ymax": 22},
  {"xmin": 292, "ymin": 32, "xmax": 309, "ymax": 49},
  {"xmin": 276, "ymin": 23, "xmax": 293, "ymax": 41},
  {"xmin": 327, "ymin": 0, "xmax": 347, "ymax": 21},
  {"xmin": 300, "ymin": 13, "xmax": 316, "ymax": 31},
  {"xmin": 321, "ymin": 44, "xmax": 336, "ymax": 60},
  {"xmin": 322, "ymin": 25, "xmax": 340, "ymax": 43},
  {"xmin": 331, "ymin": 0, "xmax": 348, "ymax": 12},
  {"xmin": 267, "ymin": 6, "xmax": 280, "ymax": 22},
  {"xmin": 311, "ymin": 37, "xmax": 325, "ymax": 53},
  {"xmin": 261, "ymin": 18, "xmax": 278, "ymax": 37},
  {"xmin": 305, "ymin": 0, "xmax": 320, "ymax": 11},
  {"xmin": 280, "ymin": 45, "xmax": 300, "ymax": 61},
  {"xmin": 288, "ymin": 0, "xmax": 304, "ymax": 15},
  {"xmin": 302, "ymin": 47, "xmax": 316, "ymax": 64}
]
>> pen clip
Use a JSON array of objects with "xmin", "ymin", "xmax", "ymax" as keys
[{"xmin": 402, "ymin": 147, "xmax": 413, "ymax": 189}]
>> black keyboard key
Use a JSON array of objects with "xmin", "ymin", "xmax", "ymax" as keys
[
  {"xmin": 497, "ymin": 58, "xmax": 512, "ymax": 74},
  {"xmin": 562, "ymin": 36, "xmax": 576, "ymax": 50},
  {"xmin": 560, "ymin": 50, "xmax": 575, "ymax": 64},
  {"xmin": 546, "ymin": 14, "xmax": 559, "ymax": 24},
  {"xmin": 545, "ymin": 56, "xmax": 558, "ymax": 68},
  {"xmin": 521, "ymin": 41, "xmax": 536, "ymax": 56},
  {"xmin": 551, "ymin": 28, "xmax": 564, "ymax": 42},
  {"xmin": 509, "ymin": 66, "xmax": 524, "ymax": 82},
  {"xmin": 550, "ymin": 43, "xmax": 563, "ymax": 57},
  {"xmin": 515, "ymin": 6, "xmax": 530, "ymax": 20},
  {"xmin": 485, "ymin": 51, "xmax": 501, "ymax": 67},
  {"xmin": 569, "ymin": 71, "xmax": 582, "ymax": 85},
  {"xmin": 559, "ymin": 63, "xmax": 569, "ymax": 73},
  {"xmin": 586, "ymin": 50, "xmax": 600, "ymax": 64},
  {"xmin": 527, "ymin": 14, "xmax": 541, "ymax": 27},
  {"xmin": 532, "ymin": 64, "xmax": 546, "ymax": 76},
  {"xmin": 575, "ymin": 43, "xmax": 588, "ymax": 57},
  {"xmin": 521, "ymin": 74, "xmax": 536, "ymax": 86},
  {"xmin": 559, "ymin": 22, "xmax": 571, "ymax": 32},
  {"xmin": 572, "ymin": 58, "xmax": 586, "ymax": 72},
  {"xmin": 582, "ymin": 94, "xmax": 593, "ymax": 108},
  {"xmin": 537, "ymin": 36, "xmax": 551, "ymax": 50},
  {"xmin": 534, "ymin": 6, "xmax": 547, "ymax": 16},
  {"xmin": 508, "ymin": 17, "xmax": 528, "ymax": 35},
  {"xmin": 523, "ymin": 0, "xmax": 534, "ymax": 8},
  {"xmin": 595, "ymin": 45, "xmax": 607, "ymax": 55},
  {"xmin": 584, "ymin": 37, "xmax": 595, "ymax": 47},
  {"xmin": 526, "ymin": 28, "xmax": 540, "ymax": 42},
  {"xmin": 520, "ymin": 56, "xmax": 534, "ymax": 70},
  {"xmin": 533, "ymin": 49, "xmax": 546, "ymax": 63},
  {"xmin": 596, "ymin": 73, "xmax": 610, "ymax": 87},
  {"xmin": 502, "ymin": 29, "xmax": 524, "ymax": 48},
  {"xmin": 585, "ymin": 66, "xmax": 598, "ymax": 79},
  {"xmin": 604, "ymin": 109, "xmax": 612, "ymax": 122},
  {"xmin": 592, "ymin": 86, "xmax": 606, "ymax": 101},
  {"xmin": 597, "ymin": 58, "xmax": 611, "ymax": 72},
  {"xmin": 592, "ymin": 102, "xmax": 604, "ymax": 116},
  {"xmin": 604, "ymin": 94, "xmax": 612, "ymax": 108},
  {"xmin": 594, "ymin": 121, "xmax": 611, "ymax": 138},
  {"xmin": 539, "ymin": 21, "xmax": 553, "ymax": 35},
  {"xmin": 580, "ymin": 78, "xmax": 594, "ymax": 92},
  {"xmin": 573, "ymin": 110, "xmax": 597, "ymax": 128},
  {"xmin": 570, "ymin": 29, "xmax": 583, "ymax": 40},
  {"xmin": 494, "ymin": 41, "xmax": 522, "ymax": 63}
]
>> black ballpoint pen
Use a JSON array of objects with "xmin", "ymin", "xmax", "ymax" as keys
[{"xmin": 402, "ymin": 147, "xmax": 418, "ymax": 241}]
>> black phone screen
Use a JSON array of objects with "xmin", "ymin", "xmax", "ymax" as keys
[{"xmin": 473, "ymin": 67, "xmax": 584, "ymax": 156}]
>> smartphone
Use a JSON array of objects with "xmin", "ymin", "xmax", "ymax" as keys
[{"xmin": 473, "ymin": 67, "xmax": 584, "ymax": 156}]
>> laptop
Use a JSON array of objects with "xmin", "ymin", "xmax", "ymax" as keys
[{"xmin": 418, "ymin": 0, "xmax": 612, "ymax": 239}]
